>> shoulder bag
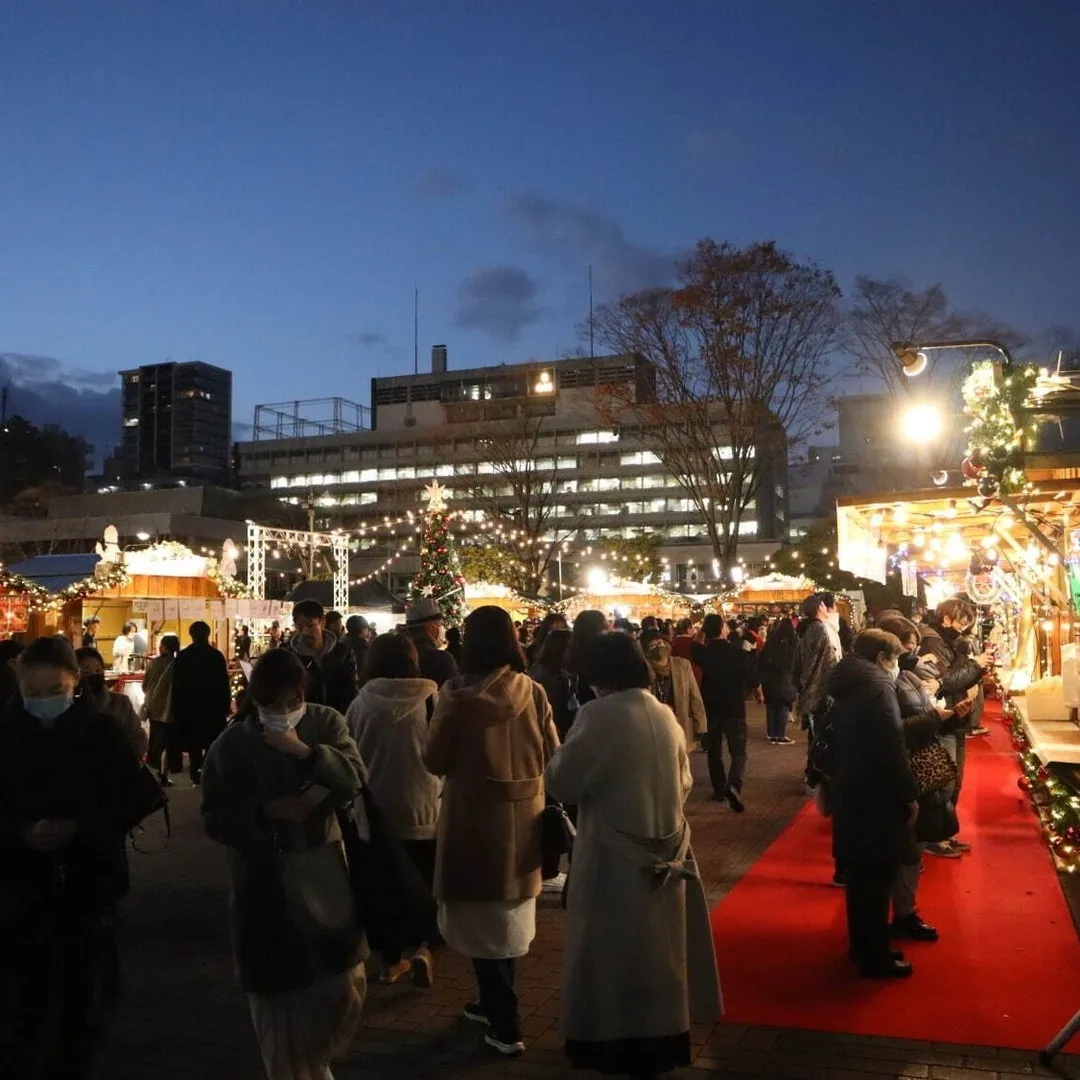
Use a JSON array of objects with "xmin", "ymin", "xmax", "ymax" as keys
[
  {"xmin": 909, "ymin": 738, "xmax": 959, "ymax": 795},
  {"xmin": 276, "ymin": 835, "xmax": 357, "ymax": 937}
]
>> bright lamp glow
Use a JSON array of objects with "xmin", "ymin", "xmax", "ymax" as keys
[
  {"xmin": 730, "ymin": 565, "xmax": 745, "ymax": 584},
  {"xmin": 900, "ymin": 404, "xmax": 943, "ymax": 441},
  {"xmin": 533, "ymin": 370, "xmax": 554, "ymax": 394},
  {"xmin": 136, "ymin": 531, "xmax": 151, "ymax": 541},
  {"xmin": 586, "ymin": 567, "xmax": 609, "ymax": 592}
]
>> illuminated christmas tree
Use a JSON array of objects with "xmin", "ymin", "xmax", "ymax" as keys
[{"xmin": 408, "ymin": 481, "xmax": 467, "ymax": 626}]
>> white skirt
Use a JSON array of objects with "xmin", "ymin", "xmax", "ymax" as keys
[{"xmin": 438, "ymin": 899, "xmax": 536, "ymax": 960}]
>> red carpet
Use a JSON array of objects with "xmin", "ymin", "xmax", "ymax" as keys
[{"xmin": 710, "ymin": 701, "xmax": 1080, "ymax": 1051}]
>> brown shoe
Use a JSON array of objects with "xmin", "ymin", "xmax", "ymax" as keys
[
  {"xmin": 379, "ymin": 959, "xmax": 411, "ymax": 984},
  {"xmin": 411, "ymin": 946, "xmax": 434, "ymax": 988}
]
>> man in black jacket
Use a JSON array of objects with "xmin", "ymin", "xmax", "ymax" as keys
[
  {"xmin": 289, "ymin": 599, "xmax": 360, "ymax": 714},
  {"xmin": 403, "ymin": 598, "xmax": 458, "ymax": 687},
  {"xmin": 172, "ymin": 621, "xmax": 233, "ymax": 784},
  {"xmin": 829, "ymin": 629, "xmax": 919, "ymax": 979},
  {"xmin": 0, "ymin": 636, "xmax": 145, "ymax": 1076},
  {"xmin": 693, "ymin": 613, "xmax": 754, "ymax": 812}
]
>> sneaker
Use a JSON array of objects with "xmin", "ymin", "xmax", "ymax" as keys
[
  {"xmin": 725, "ymin": 786, "xmax": 745, "ymax": 813},
  {"xmin": 947, "ymin": 839, "xmax": 972, "ymax": 853},
  {"xmin": 924, "ymin": 841, "xmax": 962, "ymax": 859},
  {"xmin": 778, "ymin": 736, "xmax": 796, "ymax": 745},
  {"xmin": 766, "ymin": 737, "xmax": 778, "ymax": 744},
  {"xmin": 463, "ymin": 1002, "xmax": 489, "ymax": 1026},
  {"xmin": 410, "ymin": 946, "xmax": 434, "ymax": 988},
  {"xmin": 379, "ymin": 959, "xmax": 411, "ymax": 985},
  {"xmin": 831, "ymin": 871, "xmax": 847, "ymax": 887},
  {"xmin": 541, "ymin": 872, "xmax": 567, "ymax": 892},
  {"xmin": 484, "ymin": 1032, "xmax": 525, "ymax": 1056},
  {"xmin": 967, "ymin": 726, "xmax": 991, "ymax": 737}
]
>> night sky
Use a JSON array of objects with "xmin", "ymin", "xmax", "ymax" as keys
[{"xmin": 1, "ymin": 1, "xmax": 1077, "ymax": 452}]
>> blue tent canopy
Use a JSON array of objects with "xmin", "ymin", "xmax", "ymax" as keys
[{"xmin": 6, "ymin": 554, "xmax": 102, "ymax": 592}]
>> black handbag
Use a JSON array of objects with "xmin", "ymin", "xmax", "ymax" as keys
[
  {"xmin": 336, "ymin": 784, "xmax": 435, "ymax": 953},
  {"xmin": 541, "ymin": 801, "xmax": 576, "ymax": 863},
  {"xmin": 915, "ymin": 791, "xmax": 959, "ymax": 844},
  {"xmin": 129, "ymin": 764, "xmax": 171, "ymax": 852}
]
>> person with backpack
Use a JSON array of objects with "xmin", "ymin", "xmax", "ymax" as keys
[{"xmin": 0, "ymin": 636, "xmax": 146, "ymax": 1077}]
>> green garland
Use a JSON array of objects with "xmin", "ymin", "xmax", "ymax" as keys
[
  {"xmin": 961, "ymin": 361, "xmax": 1038, "ymax": 494},
  {"xmin": 1004, "ymin": 696, "xmax": 1080, "ymax": 872},
  {"xmin": 0, "ymin": 562, "xmax": 130, "ymax": 611}
]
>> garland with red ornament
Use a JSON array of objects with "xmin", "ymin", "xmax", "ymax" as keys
[{"xmin": 1004, "ymin": 696, "xmax": 1080, "ymax": 873}]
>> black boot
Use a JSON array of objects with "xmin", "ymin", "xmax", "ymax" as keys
[{"xmin": 891, "ymin": 913, "xmax": 939, "ymax": 942}]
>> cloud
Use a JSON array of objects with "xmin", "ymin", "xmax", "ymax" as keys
[
  {"xmin": 503, "ymin": 193, "xmax": 678, "ymax": 296},
  {"xmin": 412, "ymin": 167, "xmax": 466, "ymax": 198},
  {"xmin": 1, "ymin": 352, "xmax": 121, "ymax": 464},
  {"xmin": 454, "ymin": 266, "xmax": 540, "ymax": 342},
  {"xmin": 354, "ymin": 331, "xmax": 386, "ymax": 347}
]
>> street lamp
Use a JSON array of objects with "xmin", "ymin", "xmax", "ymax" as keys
[{"xmin": 891, "ymin": 338, "xmax": 1015, "ymax": 378}]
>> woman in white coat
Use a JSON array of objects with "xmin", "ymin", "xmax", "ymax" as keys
[{"xmin": 545, "ymin": 632, "xmax": 722, "ymax": 1078}]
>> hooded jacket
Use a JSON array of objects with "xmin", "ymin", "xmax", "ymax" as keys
[
  {"xmin": 827, "ymin": 656, "xmax": 918, "ymax": 865},
  {"xmin": 289, "ymin": 630, "xmax": 359, "ymax": 715},
  {"xmin": 345, "ymin": 676, "xmax": 441, "ymax": 841},
  {"xmin": 423, "ymin": 665, "xmax": 559, "ymax": 903}
]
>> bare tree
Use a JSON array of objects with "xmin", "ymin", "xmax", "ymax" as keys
[
  {"xmin": 591, "ymin": 239, "xmax": 842, "ymax": 572},
  {"xmin": 469, "ymin": 415, "xmax": 580, "ymax": 596},
  {"xmin": 846, "ymin": 275, "xmax": 1025, "ymax": 398}
]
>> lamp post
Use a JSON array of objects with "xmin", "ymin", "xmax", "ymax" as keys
[{"xmin": 891, "ymin": 339, "xmax": 1015, "ymax": 378}]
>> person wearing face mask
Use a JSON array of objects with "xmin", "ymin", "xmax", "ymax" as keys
[
  {"xmin": 76, "ymin": 646, "xmax": 149, "ymax": 760},
  {"xmin": 827, "ymin": 629, "xmax": 920, "ymax": 979},
  {"xmin": 172, "ymin": 621, "xmax": 233, "ymax": 786},
  {"xmin": 0, "ymin": 636, "xmax": 146, "ymax": 1077},
  {"xmin": 402, "ymin": 597, "xmax": 458, "ymax": 688},
  {"xmin": 201, "ymin": 647, "xmax": 367, "ymax": 1080},
  {"xmin": 640, "ymin": 628, "xmax": 706, "ymax": 753}
]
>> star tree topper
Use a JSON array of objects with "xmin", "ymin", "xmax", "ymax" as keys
[{"xmin": 423, "ymin": 480, "xmax": 449, "ymax": 513}]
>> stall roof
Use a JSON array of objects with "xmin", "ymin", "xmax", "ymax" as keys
[{"xmin": 6, "ymin": 553, "xmax": 101, "ymax": 591}]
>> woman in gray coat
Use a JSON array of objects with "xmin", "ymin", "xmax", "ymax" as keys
[
  {"xmin": 545, "ymin": 632, "xmax": 722, "ymax": 1078},
  {"xmin": 201, "ymin": 649, "xmax": 367, "ymax": 1080}
]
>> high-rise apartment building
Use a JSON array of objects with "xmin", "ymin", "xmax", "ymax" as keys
[
  {"xmin": 120, "ymin": 362, "xmax": 232, "ymax": 483},
  {"xmin": 234, "ymin": 349, "xmax": 787, "ymax": 592}
]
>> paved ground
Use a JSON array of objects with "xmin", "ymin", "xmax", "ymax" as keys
[{"xmin": 97, "ymin": 706, "xmax": 1079, "ymax": 1080}]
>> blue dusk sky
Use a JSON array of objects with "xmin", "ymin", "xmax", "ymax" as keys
[{"xmin": 1, "ymin": 0, "xmax": 1078, "ymax": 452}]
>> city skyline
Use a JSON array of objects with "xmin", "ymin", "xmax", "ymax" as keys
[{"xmin": 2, "ymin": 1, "xmax": 1078, "ymax": 450}]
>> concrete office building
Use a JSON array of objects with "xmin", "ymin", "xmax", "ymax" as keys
[
  {"xmin": 120, "ymin": 361, "xmax": 233, "ymax": 483},
  {"xmin": 234, "ymin": 349, "xmax": 788, "ymax": 593}
]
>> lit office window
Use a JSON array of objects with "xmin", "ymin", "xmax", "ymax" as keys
[{"xmin": 577, "ymin": 430, "xmax": 619, "ymax": 445}]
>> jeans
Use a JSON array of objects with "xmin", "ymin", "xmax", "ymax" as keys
[
  {"xmin": 845, "ymin": 858, "xmax": 897, "ymax": 968},
  {"xmin": 704, "ymin": 714, "xmax": 748, "ymax": 794},
  {"xmin": 765, "ymin": 700, "xmax": 791, "ymax": 740},
  {"xmin": 472, "ymin": 957, "xmax": 520, "ymax": 1043}
]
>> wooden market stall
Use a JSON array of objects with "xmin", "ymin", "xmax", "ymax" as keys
[{"xmin": 835, "ymin": 481, "xmax": 1080, "ymax": 768}]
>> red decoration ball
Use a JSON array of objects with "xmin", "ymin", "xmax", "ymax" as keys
[
  {"xmin": 1037, "ymin": 765, "xmax": 1051, "ymax": 782},
  {"xmin": 1012, "ymin": 737, "xmax": 1026, "ymax": 751},
  {"xmin": 961, "ymin": 456, "xmax": 984, "ymax": 480},
  {"xmin": 1017, "ymin": 776, "xmax": 1032, "ymax": 792},
  {"xmin": 1066, "ymin": 826, "xmax": 1080, "ymax": 845}
]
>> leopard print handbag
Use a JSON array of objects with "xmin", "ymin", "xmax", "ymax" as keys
[{"xmin": 909, "ymin": 738, "xmax": 959, "ymax": 795}]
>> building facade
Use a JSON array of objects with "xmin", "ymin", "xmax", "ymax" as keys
[
  {"xmin": 120, "ymin": 362, "xmax": 232, "ymax": 483},
  {"xmin": 235, "ymin": 350, "xmax": 788, "ymax": 593}
]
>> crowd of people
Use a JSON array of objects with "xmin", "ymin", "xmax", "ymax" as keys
[{"xmin": 0, "ymin": 587, "xmax": 996, "ymax": 1078}]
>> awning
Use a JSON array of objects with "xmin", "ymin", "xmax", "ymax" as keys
[{"xmin": 5, "ymin": 553, "xmax": 102, "ymax": 592}]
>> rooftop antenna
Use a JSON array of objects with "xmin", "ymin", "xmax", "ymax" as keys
[
  {"xmin": 588, "ymin": 265, "xmax": 595, "ymax": 359},
  {"xmin": 413, "ymin": 285, "xmax": 419, "ymax": 375}
]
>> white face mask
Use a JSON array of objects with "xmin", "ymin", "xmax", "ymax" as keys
[
  {"xmin": 258, "ymin": 704, "xmax": 305, "ymax": 733},
  {"xmin": 885, "ymin": 662, "xmax": 900, "ymax": 683},
  {"xmin": 827, "ymin": 611, "xmax": 840, "ymax": 630}
]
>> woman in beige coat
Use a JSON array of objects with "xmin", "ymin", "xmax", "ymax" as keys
[
  {"xmin": 546, "ymin": 632, "xmax": 722, "ymax": 1078},
  {"xmin": 422, "ymin": 605, "xmax": 559, "ymax": 1058},
  {"xmin": 640, "ymin": 629, "xmax": 706, "ymax": 751}
]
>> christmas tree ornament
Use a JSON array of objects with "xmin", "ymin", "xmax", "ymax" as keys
[
  {"xmin": 977, "ymin": 475, "xmax": 1000, "ymax": 499},
  {"xmin": 961, "ymin": 456, "xmax": 983, "ymax": 480}
]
